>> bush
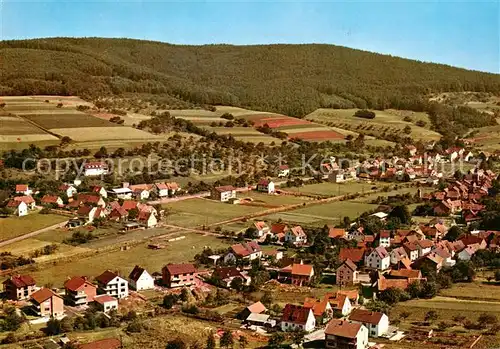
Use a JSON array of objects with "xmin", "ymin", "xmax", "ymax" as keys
[
  {"xmin": 126, "ymin": 320, "xmax": 143, "ymax": 333},
  {"xmin": 416, "ymin": 120, "xmax": 426, "ymax": 127},
  {"xmin": 354, "ymin": 109, "xmax": 376, "ymax": 119}
]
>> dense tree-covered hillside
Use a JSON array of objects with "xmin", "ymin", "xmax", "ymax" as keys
[{"xmin": 1, "ymin": 38, "xmax": 499, "ymax": 116}]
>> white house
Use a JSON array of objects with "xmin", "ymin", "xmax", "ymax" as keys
[
  {"xmin": 211, "ymin": 186, "xmax": 237, "ymax": 202},
  {"xmin": 253, "ymin": 221, "xmax": 270, "ymax": 237},
  {"xmin": 327, "ymin": 293, "xmax": 352, "ymax": 316},
  {"xmin": 256, "ymin": 179, "xmax": 275, "ymax": 194},
  {"xmin": 83, "ymin": 161, "xmax": 109, "ymax": 177},
  {"xmin": 284, "ymin": 226, "xmax": 307, "ymax": 246},
  {"xmin": 364, "ymin": 247, "xmax": 390, "ymax": 270},
  {"xmin": 349, "ymin": 309, "xmax": 389, "ymax": 338},
  {"xmin": 128, "ymin": 265, "xmax": 155, "ymax": 291},
  {"xmin": 91, "ymin": 186, "xmax": 107, "ymax": 198},
  {"xmin": 370, "ymin": 212, "xmax": 388, "ymax": 221},
  {"xmin": 325, "ymin": 319, "xmax": 369, "ymax": 349},
  {"xmin": 15, "ymin": 184, "xmax": 32, "ymax": 196},
  {"xmin": 59, "ymin": 184, "xmax": 78, "ymax": 198},
  {"xmin": 6, "ymin": 200, "xmax": 28, "ymax": 217},
  {"xmin": 224, "ymin": 242, "xmax": 262, "ymax": 264},
  {"xmin": 95, "ymin": 270, "xmax": 129, "ymax": 299},
  {"xmin": 137, "ymin": 211, "xmax": 158, "ymax": 228},
  {"xmin": 280, "ymin": 304, "xmax": 316, "ymax": 332},
  {"xmin": 156, "ymin": 182, "xmax": 180, "ymax": 197},
  {"xmin": 416, "ymin": 239, "xmax": 434, "ymax": 257},
  {"xmin": 277, "ymin": 165, "xmax": 290, "ymax": 178},
  {"xmin": 109, "ymin": 188, "xmax": 133, "ymax": 200},
  {"xmin": 390, "ymin": 247, "xmax": 408, "ymax": 265},
  {"xmin": 94, "ymin": 295, "xmax": 118, "ymax": 313},
  {"xmin": 378, "ymin": 231, "xmax": 391, "ymax": 248},
  {"xmin": 403, "ymin": 242, "xmax": 420, "ymax": 261},
  {"xmin": 133, "ymin": 189, "xmax": 150, "ymax": 201}
]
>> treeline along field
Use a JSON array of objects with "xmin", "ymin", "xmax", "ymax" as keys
[{"xmin": 1, "ymin": 38, "xmax": 499, "ymax": 118}]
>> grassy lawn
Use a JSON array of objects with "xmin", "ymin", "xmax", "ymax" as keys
[
  {"xmin": 0, "ymin": 213, "xmax": 68, "ymax": 241},
  {"xmin": 439, "ymin": 282, "xmax": 500, "ymax": 302},
  {"xmin": 0, "ymin": 237, "xmax": 90, "ymax": 261},
  {"xmin": 352, "ymin": 186, "xmax": 434, "ymax": 203},
  {"xmin": 285, "ymin": 181, "xmax": 379, "ymax": 197},
  {"xmin": 241, "ymin": 191, "xmax": 311, "ymax": 205},
  {"xmin": 163, "ymin": 198, "xmax": 264, "ymax": 227},
  {"xmin": 27, "ymin": 233, "xmax": 230, "ymax": 287}
]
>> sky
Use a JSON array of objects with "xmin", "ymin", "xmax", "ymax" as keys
[{"xmin": 1, "ymin": 0, "xmax": 499, "ymax": 73}]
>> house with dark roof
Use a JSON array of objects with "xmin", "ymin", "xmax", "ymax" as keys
[
  {"xmin": 64, "ymin": 276, "xmax": 97, "ymax": 306},
  {"xmin": 3, "ymin": 275, "xmax": 37, "ymax": 300},
  {"xmin": 256, "ymin": 178, "xmax": 275, "ymax": 194},
  {"xmin": 325, "ymin": 319, "xmax": 368, "ymax": 349},
  {"xmin": 128, "ymin": 266, "xmax": 154, "ymax": 291},
  {"xmin": 162, "ymin": 263, "xmax": 197, "ymax": 288},
  {"xmin": 213, "ymin": 267, "xmax": 251, "ymax": 288},
  {"xmin": 95, "ymin": 270, "xmax": 128, "ymax": 299},
  {"xmin": 416, "ymin": 239, "xmax": 434, "ymax": 257},
  {"xmin": 348, "ymin": 309, "xmax": 389, "ymax": 338},
  {"xmin": 30, "ymin": 288, "xmax": 64, "ymax": 318},
  {"xmin": 339, "ymin": 248, "xmax": 366, "ymax": 264},
  {"xmin": 403, "ymin": 242, "xmax": 419, "ymax": 261},
  {"xmin": 211, "ymin": 185, "xmax": 237, "ymax": 202},
  {"xmin": 280, "ymin": 304, "xmax": 316, "ymax": 332},
  {"xmin": 224, "ymin": 242, "xmax": 262, "ymax": 263}
]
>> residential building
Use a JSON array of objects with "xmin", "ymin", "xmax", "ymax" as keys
[
  {"xmin": 41, "ymin": 195, "xmax": 64, "ymax": 207},
  {"xmin": 403, "ymin": 242, "xmax": 419, "ymax": 261},
  {"xmin": 30, "ymin": 288, "xmax": 64, "ymax": 318},
  {"xmin": 128, "ymin": 266, "xmax": 155, "ymax": 291},
  {"xmin": 390, "ymin": 247, "xmax": 408, "ymax": 265},
  {"xmin": 90, "ymin": 185, "xmax": 107, "ymax": 198},
  {"xmin": 325, "ymin": 319, "xmax": 369, "ymax": 349},
  {"xmin": 64, "ymin": 276, "xmax": 97, "ymax": 306},
  {"xmin": 277, "ymin": 165, "xmax": 290, "ymax": 177},
  {"xmin": 279, "ymin": 263, "xmax": 314, "ymax": 286},
  {"xmin": 239, "ymin": 301, "xmax": 267, "ymax": 320},
  {"xmin": 94, "ymin": 294, "xmax": 119, "ymax": 313},
  {"xmin": 280, "ymin": 304, "xmax": 316, "ymax": 332},
  {"xmin": 304, "ymin": 298, "xmax": 333, "ymax": 324},
  {"xmin": 60, "ymin": 183, "xmax": 78, "ymax": 198},
  {"xmin": 83, "ymin": 161, "xmax": 109, "ymax": 177},
  {"xmin": 3, "ymin": 275, "xmax": 37, "ymax": 300},
  {"xmin": 224, "ymin": 242, "xmax": 262, "ymax": 263},
  {"xmin": 253, "ymin": 221, "xmax": 270, "ymax": 237},
  {"xmin": 378, "ymin": 230, "xmax": 391, "ymax": 248},
  {"xmin": 339, "ymin": 248, "xmax": 366, "ymax": 264},
  {"xmin": 213, "ymin": 267, "xmax": 251, "ymax": 288},
  {"xmin": 13, "ymin": 195, "xmax": 36, "ymax": 210},
  {"xmin": 336, "ymin": 259, "xmax": 358, "ymax": 287},
  {"xmin": 364, "ymin": 247, "xmax": 390, "ymax": 270},
  {"xmin": 416, "ymin": 239, "xmax": 434, "ymax": 257},
  {"xmin": 137, "ymin": 210, "xmax": 157, "ymax": 228},
  {"xmin": 348, "ymin": 309, "xmax": 389, "ymax": 338},
  {"xmin": 162, "ymin": 263, "xmax": 197, "ymax": 288},
  {"xmin": 95, "ymin": 270, "xmax": 129, "ymax": 299},
  {"xmin": 6, "ymin": 200, "xmax": 28, "ymax": 217},
  {"xmin": 284, "ymin": 226, "xmax": 307, "ymax": 246},
  {"xmin": 256, "ymin": 179, "xmax": 275, "ymax": 194},
  {"xmin": 325, "ymin": 293, "xmax": 352, "ymax": 316},
  {"xmin": 109, "ymin": 188, "xmax": 133, "ymax": 200},
  {"xmin": 329, "ymin": 227, "xmax": 347, "ymax": 240},
  {"xmin": 15, "ymin": 184, "xmax": 32, "ymax": 196},
  {"xmin": 155, "ymin": 182, "xmax": 180, "ymax": 197},
  {"xmin": 211, "ymin": 185, "xmax": 237, "ymax": 202}
]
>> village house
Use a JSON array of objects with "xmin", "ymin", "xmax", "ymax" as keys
[
  {"xmin": 432, "ymin": 247, "xmax": 456, "ymax": 267},
  {"xmin": 325, "ymin": 319, "xmax": 369, "ymax": 349},
  {"xmin": 390, "ymin": 246, "xmax": 408, "ymax": 265},
  {"xmin": 3, "ymin": 275, "xmax": 37, "ymax": 300},
  {"xmin": 41, "ymin": 195, "xmax": 64, "ymax": 207},
  {"xmin": 90, "ymin": 185, "xmax": 107, "ymax": 198},
  {"xmin": 128, "ymin": 184, "xmax": 154, "ymax": 200},
  {"xmin": 336, "ymin": 259, "xmax": 358, "ymax": 287},
  {"xmin": 239, "ymin": 301, "xmax": 267, "ymax": 321},
  {"xmin": 109, "ymin": 187, "xmax": 133, "ymax": 200},
  {"xmin": 155, "ymin": 182, "xmax": 180, "ymax": 197},
  {"xmin": 339, "ymin": 247, "xmax": 366, "ymax": 264},
  {"xmin": 224, "ymin": 242, "xmax": 262, "ymax": 263},
  {"xmin": 256, "ymin": 178, "xmax": 275, "ymax": 194},
  {"xmin": 15, "ymin": 184, "xmax": 33, "ymax": 196},
  {"xmin": 128, "ymin": 266, "xmax": 155, "ymax": 291},
  {"xmin": 263, "ymin": 249, "xmax": 283, "ymax": 261},
  {"xmin": 403, "ymin": 242, "xmax": 420, "ymax": 261},
  {"xmin": 378, "ymin": 230, "xmax": 391, "ymax": 248},
  {"xmin": 109, "ymin": 206, "xmax": 128, "ymax": 221},
  {"xmin": 71, "ymin": 194, "xmax": 106, "ymax": 208},
  {"xmin": 83, "ymin": 161, "xmax": 109, "ymax": 177},
  {"xmin": 329, "ymin": 227, "xmax": 347, "ymax": 240},
  {"xmin": 412, "ymin": 252, "xmax": 444, "ymax": 273},
  {"xmin": 270, "ymin": 223, "xmax": 289, "ymax": 242},
  {"xmin": 13, "ymin": 195, "xmax": 36, "ymax": 210},
  {"xmin": 325, "ymin": 292, "xmax": 352, "ymax": 316},
  {"xmin": 279, "ymin": 263, "xmax": 315, "ymax": 286},
  {"xmin": 280, "ymin": 304, "xmax": 316, "ymax": 332},
  {"xmin": 162, "ymin": 263, "xmax": 197, "ymax": 288},
  {"xmin": 211, "ymin": 185, "xmax": 237, "ymax": 202},
  {"xmin": 213, "ymin": 267, "xmax": 251, "ymax": 288},
  {"xmin": 348, "ymin": 309, "xmax": 389, "ymax": 338},
  {"xmin": 284, "ymin": 226, "xmax": 307, "ymax": 246},
  {"xmin": 6, "ymin": 200, "xmax": 28, "ymax": 217},
  {"xmin": 94, "ymin": 294, "xmax": 119, "ymax": 313},
  {"xmin": 253, "ymin": 221, "xmax": 270, "ymax": 238},
  {"xmin": 59, "ymin": 184, "xmax": 78, "ymax": 198},
  {"xmin": 303, "ymin": 298, "xmax": 333, "ymax": 324},
  {"xmin": 95, "ymin": 270, "xmax": 129, "ymax": 299},
  {"xmin": 77, "ymin": 206, "xmax": 106, "ymax": 223},
  {"xmin": 137, "ymin": 210, "xmax": 157, "ymax": 228},
  {"xmin": 277, "ymin": 164, "xmax": 290, "ymax": 177},
  {"xmin": 64, "ymin": 276, "xmax": 97, "ymax": 306},
  {"xmin": 457, "ymin": 245, "xmax": 479, "ymax": 261},
  {"xmin": 30, "ymin": 288, "xmax": 64, "ymax": 318},
  {"xmin": 416, "ymin": 239, "xmax": 434, "ymax": 257},
  {"xmin": 364, "ymin": 247, "xmax": 390, "ymax": 270},
  {"xmin": 121, "ymin": 200, "xmax": 139, "ymax": 212}
]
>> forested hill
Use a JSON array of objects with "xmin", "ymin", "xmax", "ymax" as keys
[{"xmin": 1, "ymin": 37, "xmax": 499, "ymax": 116}]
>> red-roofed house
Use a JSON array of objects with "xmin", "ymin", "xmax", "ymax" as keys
[
  {"xmin": 224, "ymin": 242, "xmax": 262, "ymax": 263},
  {"xmin": 279, "ymin": 263, "xmax": 315, "ymax": 286},
  {"xmin": 162, "ymin": 263, "xmax": 197, "ymax": 288},
  {"xmin": 95, "ymin": 270, "xmax": 128, "ymax": 299},
  {"xmin": 3, "ymin": 275, "xmax": 37, "ymax": 300},
  {"xmin": 304, "ymin": 298, "xmax": 333, "ymax": 324},
  {"xmin": 325, "ymin": 319, "xmax": 368, "ymax": 349},
  {"xmin": 280, "ymin": 304, "xmax": 316, "ymax": 332},
  {"xmin": 94, "ymin": 294, "xmax": 119, "ymax": 313},
  {"xmin": 59, "ymin": 183, "xmax": 78, "ymax": 198},
  {"xmin": 329, "ymin": 227, "xmax": 347, "ymax": 240},
  {"xmin": 41, "ymin": 195, "xmax": 64, "ymax": 207},
  {"xmin": 253, "ymin": 221, "xmax": 270, "ymax": 237},
  {"xmin": 364, "ymin": 247, "xmax": 390, "ymax": 270},
  {"xmin": 64, "ymin": 276, "xmax": 97, "ymax": 306},
  {"xmin": 155, "ymin": 182, "xmax": 180, "ymax": 197},
  {"xmin": 15, "ymin": 184, "xmax": 32, "ymax": 196},
  {"xmin": 284, "ymin": 226, "xmax": 307, "ymax": 246},
  {"xmin": 348, "ymin": 309, "xmax": 389, "ymax": 338},
  {"xmin": 256, "ymin": 178, "xmax": 275, "ymax": 194},
  {"xmin": 90, "ymin": 185, "xmax": 107, "ymax": 198},
  {"xmin": 13, "ymin": 195, "xmax": 36, "ymax": 209},
  {"xmin": 109, "ymin": 207, "xmax": 128, "ymax": 221},
  {"xmin": 6, "ymin": 200, "xmax": 28, "ymax": 216},
  {"xmin": 211, "ymin": 185, "xmax": 237, "ymax": 202},
  {"xmin": 324, "ymin": 292, "xmax": 352, "ymax": 316},
  {"xmin": 30, "ymin": 288, "xmax": 64, "ymax": 318},
  {"xmin": 339, "ymin": 248, "xmax": 366, "ymax": 264},
  {"xmin": 83, "ymin": 161, "xmax": 109, "ymax": 177},
  {"xmin": 137, "ymin": 210, "xmax": 157, "ymax": 228}
]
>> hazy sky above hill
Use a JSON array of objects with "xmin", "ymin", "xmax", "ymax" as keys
[{"xmin": 1, "ymin": 0, "xmax": 498, "ymax": 73}]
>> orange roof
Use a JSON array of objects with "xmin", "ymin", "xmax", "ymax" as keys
[
  {"xmin": 15, "ymin": 184, "xmax": 28, "ymax": 192},
  {"xmin": 304, "ymin": 297, "xmax": 330, "ymax": 316},
  {"xmin": 94, "ymin": 294, "xmax": 117, "ymax": 304},
  {"xmin": 324, "ymin": 293, "xmax": 348, "ymax": 310},
  {"xmin": 31, "ymin": 287, "xmax": 60, "ymax": 304},
  {"xmin": 64, "ymin": 276, "xmax": 96, "ymax": 292},
  {"xmin": 247, "ymin": 301, "xmax": 267, "ymax": 314},
  {"xmin": 13, "ymin": 195, "xmax": 35, "ymax": 204},
  {"xmin": 339, "ymin": 248, "xmax": 365, "ymax": 262},
  {"xmin": 291, "ymin": 263, "xmax": 314, "ymax": 276},
  {"xmin": 328, "ymin": 227, "xmax": 346, "ymax": 239},
  {"xmin": 336, "ymin": 290, "xmax": 359, "ymax": 302},
  {"xmin": 325, "ymin": 319, "xmax": 362, "ymax": 338}
]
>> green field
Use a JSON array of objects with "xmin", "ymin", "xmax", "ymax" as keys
[
  {"xmin": 26, "ymin": 233, "xmax": 230, "ymax": 287},
  {"xmin": 241, "ymin": 191, "xmax": 311, "ymax": 205},
  {"xmin": 439, "ymin": 282, "xmax": 500, "ymax": 302},
  {"xmin": 285, "ymin": 181, "xmax": 379, "ymax": 197},
  {"xmin": 306, "ymin": 108, "xmax": 441, "ymax": 141},
  {"xmin": 21, "ymin": 112, "xmax": 120, "ymax": 129},
  {"xmin": 163, "ymin": 198, "xmax": 264, "ymax": 227},
  {"xmin": 0, "ymin": 213, "xmax": 68, "ymax": 241}
]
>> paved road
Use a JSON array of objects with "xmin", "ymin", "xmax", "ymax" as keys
[{"xmin": 0, "ymin": 220, "xmax": 68, "ymax": 248}]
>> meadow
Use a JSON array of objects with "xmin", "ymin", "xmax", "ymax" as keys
[
  {"xmin": 0, "ymin": 213, "xmax": 68, "ymax": 242},
  {"xmin": 284, "ymin": 181, "xmax": 379, "ymax": 197},
  {"xmin": 21, "ymin": 112, "xmax": 120, "ymax": 129}
]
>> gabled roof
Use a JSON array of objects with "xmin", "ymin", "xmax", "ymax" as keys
[
  {"xmin": 339, "ymin": 259, "xmax": 357, "ymax": 272},
  {"xmin": 41, "ymin": 195, "xmax": 61, "ymax": 204},
  {"xmin": 13, "ymin": 195, "xmax": 35, "ymax": 204},
  {"xmin": 163, "ymin": 263, "xmax": 196, "ymax": 275},
  {"xmin": 254, "ymin": 221, "xmax": 268, "ymax": 231},
  {"xmin": 325, "ymin": 319, "xmax": 362, "ymax": 339},
  {"xmin": 304, "ymin": 297, "xmax": 330, "ymax": 316},
  {"xmin": 31, "ymin": 287, "xmax": 60, "ymax": 304},
  {"xmin": 95, "ymin": 270, "xmax": 120, "ymax": 285},
  {"xmin": 349, "ymin": 309, "xmax": 384, "ymax": 325},
  {"xmin": 371, "ymin": 246, "xmax": 389, "ymax": 259},
  {"xmin": 213, "ymin": 267, "xmax": 244, "ymax": 280},
  {"xmin": 4, "ymin": 274, "xmax": 36, "ymax": 288},
  {"xmin": 388, "ymin": 269, "xmax": 421, "ymax": 279},
  {"xmin": 230, "ymin": 242, "xmax": 261, "ymax": 257},
  {"xmin": 339, "ymin": 248, "xmax": 365, "ymax": 262},
  {"xmin": 328, "ymin": 227, "xmax": 346, "ymax": 239},
  {"xmin": 403, "ymin": 242, "xmax": 418, "ymax": 252},
  {"xmin": 94, "ymin": 294, "xmax": 117, "ymax": 304},
  {"xmin": 325, "ymin": 293, "xmax": 348, "ymax": 310},
  {"xmin": 271, "ymin": 223, "xmax": 288, "ymax": 235},
  {"xmin": 121, "ymin": 200, "xmax": 139, "ymax": 211},
  {"xmin": 128, "ymin": 265, "xmax": 149, "ymax": 282},
  {"xmin": 416, "ymin": 239, "xmax": 434, "ymax": 249},
  {"xmin": 6, "ymin": 200, "xmax": 23, "ymax": 208},
  {"xmin": 291, "ymin": 263, "xmax": 314, "ymax": 276},
  {"xmin": 214, "ymin": 185, "xmax": 236, "ymax": 192},
  {"xmin": 246, "ymin": 301, "xmax": 267, "ymax": 314},
  {"xmin": 77, "ymin": 205, "xmax": 94, "ymax": 216},
  {"xmin": 281, "ymin": 304, "xmax": 311, "ymax": 324},
  {"xmin": 64, "ymin": 276, "xmax": 96, "ymax": 292},
  {"xmin": 15, "ymin": 184, "xmax": 28, "ymax": 192},
  {"xmin": 289, "ymin": 226, "xmax": 306, "ymax": 237}
]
